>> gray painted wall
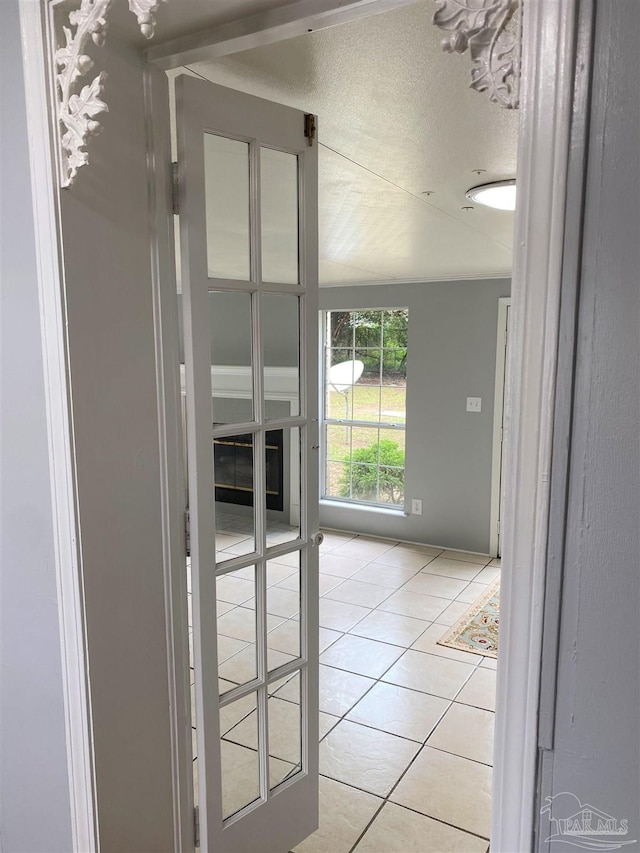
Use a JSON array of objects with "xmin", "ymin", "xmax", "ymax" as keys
[
  {"xmin": 0, "ymin": 1, "xmax": 73, "ymax": 849},
  {"xmin": 56, "ymin": 20, "xmax": 175, "ymax": 851},
  {"xmin": 319, "ymin": 278, "xmax": 511, "ymax": 553},
  {"xmin": 540, "ymin": 0, "xmax": 640, "ymax": 844}
]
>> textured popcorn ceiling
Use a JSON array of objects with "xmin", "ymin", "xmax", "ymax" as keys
[{"xmin": 170, "ymin": 1, "xmax": 518, "ymax": 283}]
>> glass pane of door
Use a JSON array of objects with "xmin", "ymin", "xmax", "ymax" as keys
[
  {"xmin": 265, "ymin": 426, "xmax": 301, "ymax": 548},
  {"xmin": 269, "ymin": 671, "xmax": 303, "ymax": 788},
  {"xmin": 214, "ymin": 433, "xmax": 256, "ymax": 563},
  {"xmin": 210, "ymin": 291, "xmax": 254, "ymax": 425},
  {"xmin": 261, "ymin": 148, "xmax": 299, "ymax": 284},
  {"xmin": 219, "ymin": 692, "xmax": 260, "ymax": 818},
  {"xmin": 204, "ymin": 134, "xmax": 251, "ymax": 280},
  {"xmin": 263, "ymin": 293, "xmax": 300, "ymax": 418},
  {"xmin": 216, "ymin": 566, "xmax": 258, "ymax": 692}
]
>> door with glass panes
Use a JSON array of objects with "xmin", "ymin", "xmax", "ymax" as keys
[{"xmin": 176, "ymin": 75, "xmax": 319, "ymax": 853}]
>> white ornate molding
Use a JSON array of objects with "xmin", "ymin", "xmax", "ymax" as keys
[
  {"xmin": 432, "ymin": 0, "xmax": 521, "ymax": 109},
  {"xmin": 52, "ymin": 0, "xmax": 518, "ymax": 187},
  {"xmin": 128, "ymin": 0, "xmax": 165, "ymax": 38},
  {"xmin": 54, "ymin": 0, "xmax": 165, "ymax": 187}
]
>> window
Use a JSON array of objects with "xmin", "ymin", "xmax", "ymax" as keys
[{"xmin": 322, "ymin": 309, "xmax": 408, "ymax": 508}]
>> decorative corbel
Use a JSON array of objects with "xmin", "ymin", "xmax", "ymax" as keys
[
  {"xmin": 432, "ymin": 0, "xmax": 521, "ymax": 109},
  {"xmin": 54, "ymin": 0, "xmax": 165, "ymax": 188}
]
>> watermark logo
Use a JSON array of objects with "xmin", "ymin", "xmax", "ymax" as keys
[{"xmin": 541, "ymin": 792, "xmax": 636, "ymax": 850}]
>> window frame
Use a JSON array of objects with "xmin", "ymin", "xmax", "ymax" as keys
[{"xmin": 320, "ymin": 307, "xmax": 408, "ymax": 511}]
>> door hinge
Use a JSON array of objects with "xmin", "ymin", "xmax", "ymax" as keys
[
  {"xmin": 497, "ymin": 519, "xmax": 501, "ymax": 534},
  {"xmin": 171, "ymin": 161, "xmax": 180, "ymax": 215},
  {"xmin": 193, "ymin": 805, "xmax": 200, "ymax": 848},
  {"xmin": 185, "ymin": 508, "xmax": 191, "ymax": 557},
  {"xmin": 304, "ymin": 113, "xmax": 316, "ymax": 146}
]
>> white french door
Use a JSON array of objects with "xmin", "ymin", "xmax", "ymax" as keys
[{"xmin": 176, "ymin": 75, "xmax": 319, "ymax": 852}]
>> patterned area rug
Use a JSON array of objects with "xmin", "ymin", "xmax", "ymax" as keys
[{"xmin": 438, "ymin": 577, "xmax": 500, "ymax": 659}]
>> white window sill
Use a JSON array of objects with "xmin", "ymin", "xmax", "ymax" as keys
[{"xmin": 320, "ymin": 499, "xmax": 408, "ymax": 517}]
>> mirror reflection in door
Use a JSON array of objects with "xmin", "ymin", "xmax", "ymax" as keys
[
  {"xmin": 261, "ymin": 147, "xmax": 299, "ymax": 285},
  {"xmin": 263, "ymin": 292, "xmax": 300, "ymax": 418},
  {"xmin": 213, "ymin": 433, "xmax": 257, "ymax": 563},
  {"xmin": 204, "ymin": 134, "xmax": 251, "ymax": 281}
]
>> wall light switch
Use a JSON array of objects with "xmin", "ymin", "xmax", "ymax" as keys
[
  {"xmin": 466, "ymin": 396, "xmax": 482, "ymax": 412},
  {"xmin": 411, "ymin": 499, "xmax": 422, "ymax": 515}
]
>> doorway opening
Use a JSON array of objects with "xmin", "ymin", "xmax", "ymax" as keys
[
  {"xmin": 169, "ymin": 3, "xmax": 515, "ymax": 848},
  {"xmin": 17, "ymin": 0, "xmax": 580, "ymax": 846}
]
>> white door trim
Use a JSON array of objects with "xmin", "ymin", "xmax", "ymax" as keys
[
  {"xmin": 18, "ymin": 2, "xmax": 97, "ymax": 849},
  {"xmin": 489, "ymin": 298, "xmax": 511, "ymax": 559},
  {"xmin": 491, "ymin": 1, "xmax": 580, "ymax": 849},
  {"xmin": 143, "ymin": 66, "xmax": 195, "ymax": 851}
]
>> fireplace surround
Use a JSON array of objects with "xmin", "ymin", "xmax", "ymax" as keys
[{"xmin": 213, "ymin": 430, "xmax": 284, "ymax": 511}]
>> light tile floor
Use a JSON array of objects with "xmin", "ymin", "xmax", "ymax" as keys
[
  {"xmin": 190, "ymin": 529, "xmax": 500, "ymax": 852},
  {"xmin": 306, "ymin": 532, "xmax": 499, "ymax": 853}
]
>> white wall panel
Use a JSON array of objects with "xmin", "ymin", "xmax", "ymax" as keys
[
  {"xmin": 0, "ymin": 2, "xmax": 74, "ymax": 848},
  {"xmin": 57, "ymin": 28, "xmax": 175, "ymax": 852}
]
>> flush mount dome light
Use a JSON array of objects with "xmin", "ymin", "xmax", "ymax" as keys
[{"xmin": 466, "ymin": 179, "xmax": 516, "ymax": 211}]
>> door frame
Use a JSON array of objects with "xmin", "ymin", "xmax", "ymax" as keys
[
  {"xmin": 144, "ymin": 65, "xmax": 196, "ymax": 852},
  {"xmin": 17, "ymin": 0, "xmax": 584, "ymax": 850},
  {"xmin": 489, "ymin": 297, "xmax": 511, "ymax": 559},
  {"xmin": 491, "ymin": 3, "xmax": 580, "ymax": 848},
  {"xmin": 16, "ymin": 4, "xmax": 98, "ymax": 850}
]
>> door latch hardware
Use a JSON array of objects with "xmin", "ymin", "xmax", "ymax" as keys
[{"xmin": 304, "ymin": 113, "xmax": 316, "ymax": 146}]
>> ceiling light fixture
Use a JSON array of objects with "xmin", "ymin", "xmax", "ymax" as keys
[{"xmin": 466, "ymin": 179, "xmax": 516, "ymax": 211}]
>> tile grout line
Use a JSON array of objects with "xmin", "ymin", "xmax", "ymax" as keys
[
  {"xmin": 317, "ymin": 534, "xmax": 496, "ymax": 850},
  {"xmin": 341, "ymin": 790, "xmax": 492, "ymax": 852},
  {"xmin": 342, "ymin": 684, "xmax": 491, "ymax": 853},
  {"xmin": 336, "ymin": 549, "xmax": 492, "ymax": 614},
  {"xmin": 318, "ymin": 652, "xmax": 489, "ymax": 749}
]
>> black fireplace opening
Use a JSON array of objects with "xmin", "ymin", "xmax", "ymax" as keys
[{"xmin": 213, "ymin": 429, "xmax": 284, "ymax": 512}]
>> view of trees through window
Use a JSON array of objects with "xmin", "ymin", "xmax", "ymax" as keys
[{"xmin": 323, "ymin": 308, "xmax": 408, "ymax": 507}]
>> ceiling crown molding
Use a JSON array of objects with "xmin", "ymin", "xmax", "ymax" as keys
[
  {"xmin": 54, "ymin": 0, "xmax": 165, "ymax": 188},
  {"xmin": 432, "ymin": 0, "xmax": 521, "ymax": 109}
]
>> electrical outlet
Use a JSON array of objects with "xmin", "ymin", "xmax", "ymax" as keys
[
  {"xmin": 466, "ymin": 396, "xmax": 482, "ymax": 412},
  {"xmin": 411, "ymin": 499, "xmax": 422, "ymax": 515}
]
